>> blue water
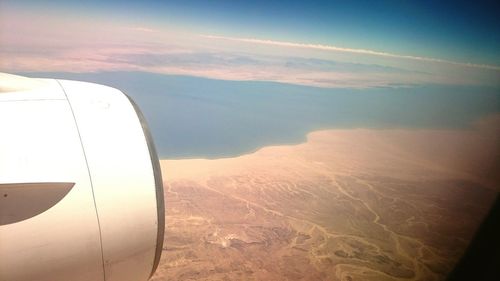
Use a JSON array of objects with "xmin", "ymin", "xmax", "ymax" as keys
[{"xmin": 22, "ymin": 71, "xmax": 500, "ymax": 159}]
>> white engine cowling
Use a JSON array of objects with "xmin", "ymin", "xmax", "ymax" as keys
[{"xmin": 0, "ymin": 74, "xmax": 165, "ymax": 281}]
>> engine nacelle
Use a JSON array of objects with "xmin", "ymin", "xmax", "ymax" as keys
[{"xmin": 0, "ymin": 74, "xmax": 164, "ymax": 281}]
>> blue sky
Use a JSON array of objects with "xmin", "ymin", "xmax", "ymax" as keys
[
  {"xmin": 5, "ymin": 0, "xmax": 500, "ymax": 65},
  {"xmin": 1, "ymin": 0, "xmax": 499, "ymax": 88}
]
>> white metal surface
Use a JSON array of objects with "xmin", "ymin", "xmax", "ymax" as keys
[
  {"xmin": 0, "ymin": 98, "xmax": 105, "ymax": 281},
  {"xmin": 61, "ymin": 80, "xmax": 160, "ymax": 281},
  {"xmin": 0, "ymin": 74, "xmax": 163, "ymax": 281},
  {"xmin": 0, "ymin": 73, "xmax": 65, "ymax": 100}
]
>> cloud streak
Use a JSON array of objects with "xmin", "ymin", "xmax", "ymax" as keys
[
  {"xmin": 1, "ymin": 9, "xmax": 498, "ymax": 89},
  {"xmin": 203, "ymin": 35, "xmax": 500, "ymax": 71}
]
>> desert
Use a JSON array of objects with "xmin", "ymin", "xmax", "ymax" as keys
[{"xmin": 151, "ymin": 116, "xmax": 499, "ymax": 281}]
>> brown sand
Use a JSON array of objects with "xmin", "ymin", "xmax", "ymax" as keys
[{"xmin": 152, "ymin": 115, "xmax": 499, "ymax": 281}]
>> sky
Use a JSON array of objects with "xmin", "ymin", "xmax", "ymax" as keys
[{"xmin": 1, "ymin": 0, "xmax": 499, "ymax": 88}]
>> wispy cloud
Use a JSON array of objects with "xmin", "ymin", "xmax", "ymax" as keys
[
  {"xmin": 203, "ymin": 35, "xmax": 500, "ymax": 71},
  {"xmin": 127, "ymin": 26, "xmax": 158, "ymax": 33},
  {"xmin": 1, "ymin": 9, "xmax": 498, "ymax": 89}
]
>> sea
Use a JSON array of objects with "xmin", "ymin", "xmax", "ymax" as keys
[{"xmin": 22, "ymin": 71, "xmax": 500, "ymax": 159}]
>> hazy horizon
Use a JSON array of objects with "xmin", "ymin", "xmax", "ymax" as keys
[{"xmin": 2, "ymin": 0, "xmax": 499, "ymax": 89}]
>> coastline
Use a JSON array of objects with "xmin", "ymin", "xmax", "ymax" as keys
[
  {"xmin": 21, "ymin": 71, "xmax": 500, "ymax": 160},
  {"xmin": 154, "ymin": 118, "xmax": 499, "ymax": 280},
  {"xmin": 161, "ymin": 114, "xmax": 500, "ymax": 189}
]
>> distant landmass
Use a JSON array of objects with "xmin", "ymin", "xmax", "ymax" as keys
[{"xmin": 22, "ymin": 71, "xmax": 500, "ymax": 159}]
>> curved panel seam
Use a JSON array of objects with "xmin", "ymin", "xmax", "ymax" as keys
[{"xmin": 56, "ymin": 80, "xmax": 107, "ymax": 281}]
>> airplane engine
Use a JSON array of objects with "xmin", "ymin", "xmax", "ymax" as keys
[{"xmin": 0, "ymin": 74, "xmax": 165, "ymax": 281}]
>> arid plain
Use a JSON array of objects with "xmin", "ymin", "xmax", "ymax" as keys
[{"xmin": 151, "ymin": 116, "xmax": 499, "ymax": 281}]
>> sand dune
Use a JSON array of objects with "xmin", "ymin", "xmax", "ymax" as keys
[{"xmin": 152, "ymin": 115, "xmax": 499, "ymax": 281}]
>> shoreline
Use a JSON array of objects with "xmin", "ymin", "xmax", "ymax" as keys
[
  {"xmin": 161, "ymin": 115, "xmax": 500, "ymax": 190},
  {"xmin": 159, "ymin": 113, "xmax": 500, "ymax": 162},
  {"xmin": 155, "ymin": 114, "xmax": 499, "ymax": 281}
]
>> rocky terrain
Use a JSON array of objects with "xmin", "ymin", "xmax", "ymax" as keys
[{"xmin": 151, "ymin": 117, "xmax": 499, "ymax": 281}]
